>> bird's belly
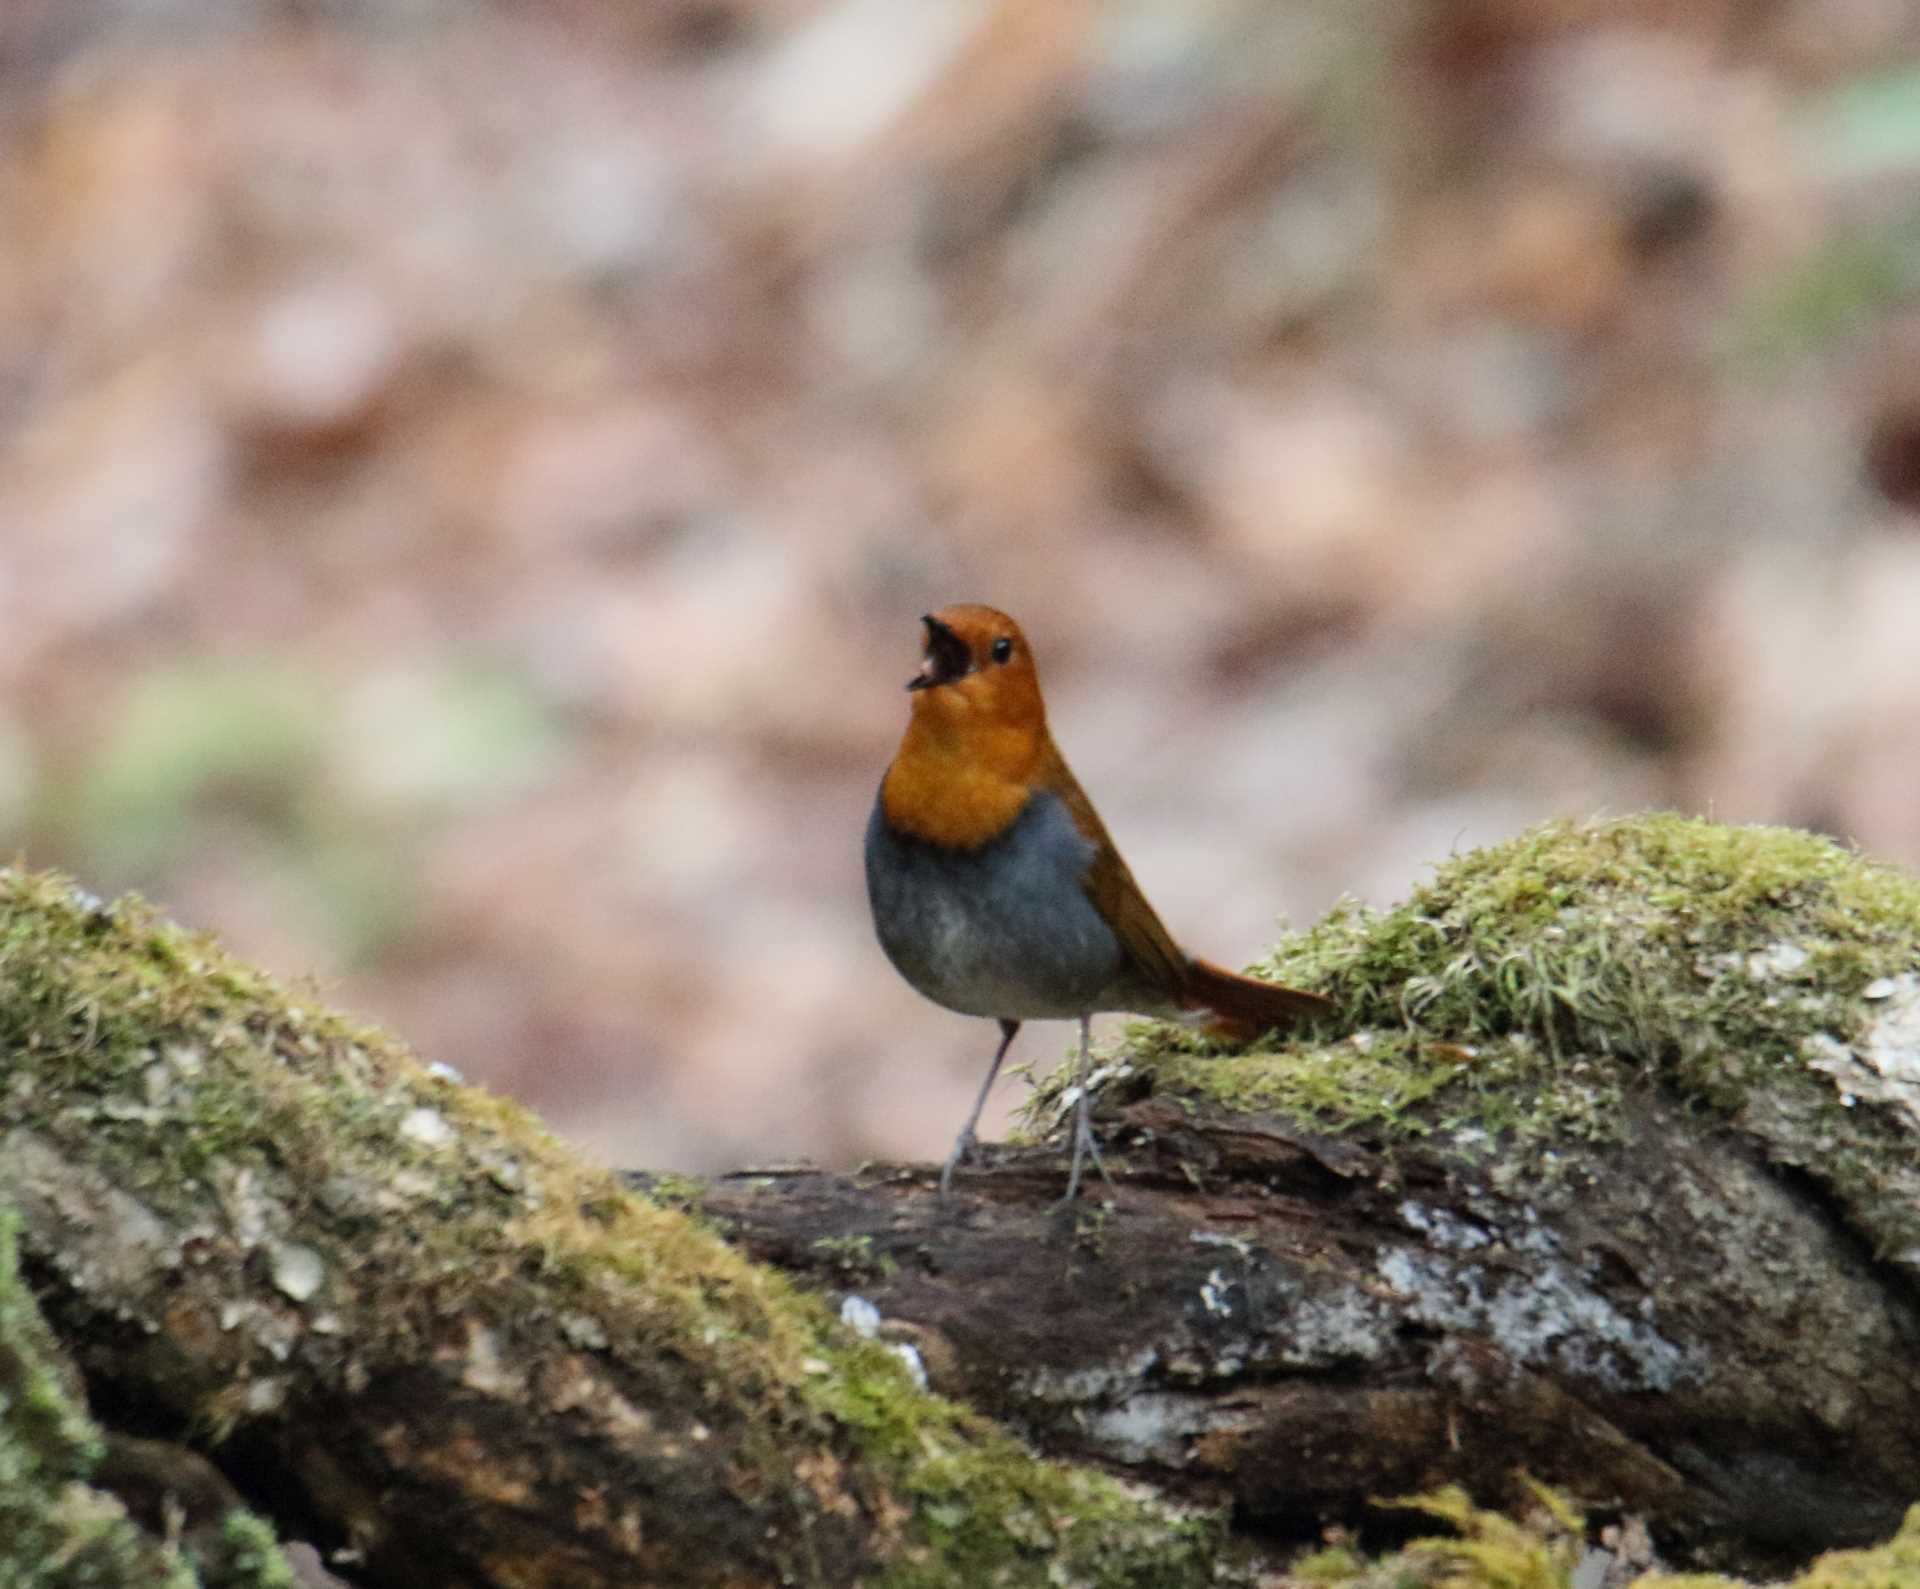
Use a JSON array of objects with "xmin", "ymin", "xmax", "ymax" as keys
[{"xmin": 865, "ymin": 792, "xmax": 1126, "ymax": 1020}]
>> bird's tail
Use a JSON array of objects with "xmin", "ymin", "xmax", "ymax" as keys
[{"xmin": 1182, "ymin": 957, "xmax": 1331, "ymax": 1040}]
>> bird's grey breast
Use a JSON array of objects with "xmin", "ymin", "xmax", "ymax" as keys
[{"xmin": 864, "ymin": 788, "xmax": 1125, "ymax": 1019}]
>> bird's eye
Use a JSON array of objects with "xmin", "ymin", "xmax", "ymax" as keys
[{"xmin": 991, "ymin": 636, "xmax": 1014, "ymax": 664}]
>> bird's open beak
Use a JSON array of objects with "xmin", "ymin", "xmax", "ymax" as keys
[{"xmin": 908, "ymin": 613, "xmax": 973, "ymax": 691}]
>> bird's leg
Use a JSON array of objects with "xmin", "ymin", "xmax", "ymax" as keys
[
  {"xmin": 1061, "ymin": 1013, "xmax": 1115, "ymax": 1203},
  {"xmin": 939, "ymin": 1018, "xmax": 1020, "ymax": 1198}
]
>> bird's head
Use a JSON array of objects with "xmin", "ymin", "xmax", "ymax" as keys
[
  {"xmin": 880, "ymin": 604, "xmax": 1050, "ymax": 845},
  {"xmin": 905, "ymin": 604, "xmax": 1044, "ymax": 739}
]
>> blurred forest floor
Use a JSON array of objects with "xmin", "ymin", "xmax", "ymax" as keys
[{"xmin": 3, "ymin": 0, "xmax": 1919, "ymax": 1170}]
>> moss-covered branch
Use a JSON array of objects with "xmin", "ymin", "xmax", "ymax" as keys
[
  {"xmin": 1073, "ymin": 813, "xmax": 1920, "ymax": 1263},
  {"xmin": 711, "ymin": 817, "xmax": 1920, "ymax": 1572},
  {"xmin": 6, "ymin": 815, "xmax": 1920, "ymax": 1585},
  {"xmin": 0, "ymin": 869, "xmax": 1223, "ymax": 1588}
]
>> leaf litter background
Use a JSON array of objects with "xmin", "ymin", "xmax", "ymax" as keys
[{"xmin": 3, "ymin": 0, "xmax": 1920, "ymax": 1173}]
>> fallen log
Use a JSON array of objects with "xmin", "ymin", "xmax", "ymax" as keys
[
  {"xmin": 690, "ymin": 815, "xmax": 1920, "ymax": 1572},
  {"xmin": 4, "ymin": 814, "xmax": 1920, "ymax": 1584},
  {"xmin": 0, "ymin": 870, "xmax": 1224, "ymax": 1588}
]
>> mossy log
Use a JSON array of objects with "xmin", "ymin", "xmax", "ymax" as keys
[
  {"xmin": 695, "ymin": 815, "xmax": 1920, "ymax": 1574},
  {"xmin": 4, "ymin": 815, "xmax": 1920, "ymax": 1585},
  {"xmin": 699, "ymin": 1086, "xmax": 1912, "ymax": 1572},
  {"xmin": 0, "ymin": 872, "xmax": 1222, "ymax": 1588}
]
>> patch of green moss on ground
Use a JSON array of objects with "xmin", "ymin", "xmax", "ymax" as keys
[
  {"xmin": 1290, "ymin": 1487, "xmax": 1920, "ymax": 1589},
  {"xmin": 1028, "ymin": 816, "xmax": 1920, "ymax": 1245},
  {"xmin": 189, "ymin": 1513, "xmax": 296, "ymax": 1589},
  {"xmin": 818, "ymin": 1334, "xmax": 1222, "ymax": 1589},
  {"xmin": 1645, "ymin": 1503, "xmax": 1920, "ymax": 1589},
  {"xmin": 0, "ymin": 869, "xmax": 1224, "ymax": 1586},
  {"xmin": 0, "ymin": 1204, "xmax": 239, "ymax": 1588},
  {"xmin": 0, "ymin": 1205, "xmax": 158, "ymax": 1586}
]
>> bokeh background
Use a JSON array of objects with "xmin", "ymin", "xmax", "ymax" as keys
[{"xmin": 5, "ymin": 0, "xmax": 1920, "ymax": 1172}]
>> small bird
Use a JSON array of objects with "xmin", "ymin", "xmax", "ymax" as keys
[{"xmin": 865, "ymin": 604, "xmax": 1331, "ymax": 1201}]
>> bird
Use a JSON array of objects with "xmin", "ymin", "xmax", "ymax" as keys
[{"xmin": 864, "ymin": 603, "xmax": 1332, "ymax": 1202}]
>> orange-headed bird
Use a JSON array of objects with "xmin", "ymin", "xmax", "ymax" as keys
[{"xmin": 865, "ymin": 605, "xmax": 1331, "ymax": 1201}]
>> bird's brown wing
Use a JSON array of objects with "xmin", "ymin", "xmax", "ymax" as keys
[
  {"xmin": 1034, "ymin": 734, "xmax": 1190, "ymax": 996},
  {"xmin": 1036, "ymin": 732, "xmax": 1333, "ymax": 1032}
]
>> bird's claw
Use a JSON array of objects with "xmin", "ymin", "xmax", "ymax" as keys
[
  {"xmin": 937, "ymin": 1129, "xmax": 980, "ymax": 1199},
  {"xmin": 1058, "ymin": 1115, "xmax": 1116, "ymax": 1205}
]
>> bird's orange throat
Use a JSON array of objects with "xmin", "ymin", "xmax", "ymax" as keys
[{"xmin": 881, "ymin": 693, "xmax": 1041, "ymax": 849}]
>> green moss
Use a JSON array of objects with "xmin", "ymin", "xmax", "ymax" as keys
[
  {"xmin": 1028, "ymin": 816, "xmax": 1920, "ymax": 1252},
  {"xmin": 187, "ymin": 1513, "xmax": 296, "ymax": 1589},
  {"xmin": 639, "ymin": 1171, "xmax": 710, "ymax": 1212},
  {"xmin": 0, "ymin": 1211, "xmax": 98, "ymax": 1478},
  {"xmin": 63, "ymin": 668, "xmax": 324, "ymax": 874},
  {"xmin": 1386, "ymin": 1481, "xmax": 1587, "ymax": 1589},
  {"xmin": 1278, "ymin": 816, "xmax": 1920, "ymax": 1071},
  {"xmin": 43, "ymin": 662, "xmax": 570, "ymax": 970},
  {"xmin": 816, "ymin": 1335, "xmax": 1223, "ymax": 1589},
  {"xmin": 7, "ymin": 821, "xmax": 1913, "ymax": 1583},
  {"xmin": 0, "ymin": 1206, "xmax": 199, "ymax": 1587},
  {"xmin": 1658, "ymin": 1503, "xmax": 1920, "ymax": 1589},
  {"xmin": 1292, "ymin": 1487, "xmax": 1920, "ymax": 1589},
  {"xmin": 0, "ymin": 868, "xmax": 1225, "ymax": 1585},
  {"xmin": 1274, "ymin": 1482, "xmax": 1586, "ymax": 1589},
  {"xmin": 810, "ymin": 1233, "xmax": 898, "ymax": 1282}
]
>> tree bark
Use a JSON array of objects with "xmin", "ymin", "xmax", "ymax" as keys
[{"xmin": 691, "ymin": 1084, "xmax": 1920, "ymax": 1575}]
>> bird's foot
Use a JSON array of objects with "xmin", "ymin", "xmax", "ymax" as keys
[
  {"xmin": 1057, "ymin": 1114, "xmax": 1116, "ymax": 1206},
  {"xmin": 937, "ymin": 1129, "xmax": 981, "ymax": 1199}
]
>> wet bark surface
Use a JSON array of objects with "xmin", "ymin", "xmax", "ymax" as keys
[{"xmin": 691, "ymin": 1088, "xmax": 1920, "ymax": 1572}]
